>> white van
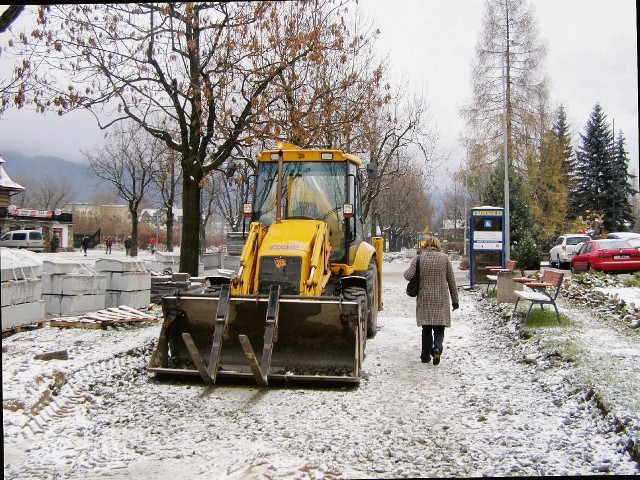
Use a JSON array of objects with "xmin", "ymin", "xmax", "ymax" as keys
[{"xmin": 0, "ymin": 230, "xmax": 45, "ymax": 252}]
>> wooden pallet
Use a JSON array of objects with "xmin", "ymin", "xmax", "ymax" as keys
[{"xmin": 49, "ymin": 305, "xmax": 160, "ymax": 329}]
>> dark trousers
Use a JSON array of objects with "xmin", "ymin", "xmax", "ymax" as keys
[{"xmin": 421, "ymin": 325, "xmax": 445, "ymax": 360}]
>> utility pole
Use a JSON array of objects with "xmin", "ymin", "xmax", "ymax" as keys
[
  {"xmin": 463, "ymin": 168, "xmax": 468, "ymax": 257},
  {"xmin": 502, "ymin": 6, "xmax": 511, "ymax": 261}
]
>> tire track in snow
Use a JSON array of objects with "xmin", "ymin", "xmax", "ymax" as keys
[{"xmin": 21, "ymin": 345, "xmax": 149, "ymax": 442}]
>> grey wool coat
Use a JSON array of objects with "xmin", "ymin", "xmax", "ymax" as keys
[{"xmin": 403, "ymin": 248, "xmax": 459, "ymax": 327}]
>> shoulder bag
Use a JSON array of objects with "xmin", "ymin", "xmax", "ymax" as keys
[{"xmin": 406, "ymin": 256, "xmax": 420, "ymax": 297}]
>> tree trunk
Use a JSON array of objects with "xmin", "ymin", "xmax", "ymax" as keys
[
  {"xmin": 130, "ymin": 214, "xmax": 139, "ymax": 257},
  {"xmin": 180, "ymin": 175, "xmax": 201, "ymax": 276},
  {"xmin": 166, "ymin": 203, "xmax": 174, "ymax": 252}
]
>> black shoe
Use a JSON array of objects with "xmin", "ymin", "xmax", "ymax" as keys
[
  {"xmin": 431, "ymin": 349, "xmax": 441, "ymax": 365},
  {"xmin": 421, "ymin": 356, "xmax": 431, "ymax": 364}
]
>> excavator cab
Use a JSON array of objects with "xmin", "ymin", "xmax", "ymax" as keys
[{"xmin": 249, "ymin": 155, "xmax": 364, "ymax": 265}]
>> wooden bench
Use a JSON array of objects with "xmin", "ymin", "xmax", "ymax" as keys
[
  {"xmin": 512, "ymin": 270, "xmax": 564, "ymax": 323},
  {"xmin": 486, "ymin": 259, "xmax": 517, "ymax": 293}
]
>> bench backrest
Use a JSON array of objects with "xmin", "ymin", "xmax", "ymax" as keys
[
  {"xmin": 541, "ymin": 270, "xmax": 564, "ymax": 286},
  {"xmin": 541, "ymin": 271, "xmax": 564, "ymax": 301}
]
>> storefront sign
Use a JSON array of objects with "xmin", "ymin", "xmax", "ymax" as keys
[{"xmin": 11, "ymin": 209, "xmax": 53, "ymax": 218}]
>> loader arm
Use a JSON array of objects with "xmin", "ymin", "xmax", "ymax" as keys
[
  {"xmin": 231, "ymin": 222, "xmax": 264, "ymax": 294},
  {"xmin": 304, "ymin": 221, "xmax": 333, "ymax": 295}
]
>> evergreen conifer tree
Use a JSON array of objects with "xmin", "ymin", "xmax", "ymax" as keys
[
  {"xmin": 551, "ymin": 105, "xmax": 573, "ymax": 185},
  {"xmin": 569, "ymin": 103, "xmax": 613, "ymax": 222},
  {"xmin": 570, "ymin": 103, "xmax": 638, "ymax": 231},
  {"xmin": 609, "ymin": 132, "xmax": 637, "ymax": 230}
]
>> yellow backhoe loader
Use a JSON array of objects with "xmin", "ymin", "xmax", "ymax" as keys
[{"xmin": 148, "ymin": 142, "xmax": 383, "ymax": 385}]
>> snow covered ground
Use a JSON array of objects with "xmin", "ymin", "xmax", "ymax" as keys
[{"xmin": 2, "ymin": 253, "xmax": 640, "ymax": 478}]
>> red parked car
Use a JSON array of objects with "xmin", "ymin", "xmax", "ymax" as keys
[{"xmin": 570, "ymin": 239, "xmax": 640, "ymax": 274}]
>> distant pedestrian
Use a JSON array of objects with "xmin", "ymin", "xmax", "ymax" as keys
[
  {"xmin": 105, "ymin": 237, "xmax": 113, "ymax": 254},
  {"xmin": 81, "ymin": 235, "xmax": 90, "ymax": 256},
  {"xmin": 403, "ymin": 237, "xmax": 459, "ymax": 365},
  {"xmin": 591, "ymin": 216, "xmax": 602, "ymax": 239},
  {"xmin": 149, "ymin": 236, "xmax": 156, "ymax": 254},
  {"xmin": 124, "ymin": 236, "xmax": 132, "ymax": 257}
]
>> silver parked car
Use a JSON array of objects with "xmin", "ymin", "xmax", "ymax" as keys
[
  {"xmin": 0, "ymin": 229, "xmax": 45, "ymax": 252},
  {"xmin": 549, "ymin": 234, "xmax": 592, "ymax": 269},
  {"xmin": 607, "ymin": 232, "xmax": 640, "ymax": 249}
]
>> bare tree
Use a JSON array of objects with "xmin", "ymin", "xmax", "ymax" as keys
[
  {"xmin": 440, "ymin": 174, "xmax": 471, "ymax": 244},
  {"xmin": 202, "ymin": 157, "xmax": 254, "ymax": 235},
  {"xmin": 152, "ymin": 149, "xmax": 181, "ymax": 252},
  {"xmin": 12, "ymin": 174, "xmax": 76, "ymax": 210},
  {"xmin": 260, "ymin": 7, "xmax": 385, "ymax": 151},
  {"xmin": 84, "ymin": 122, "xmax": 159, "ymax": 256},
  {"xmin": 460, "ymin": 0, "xmax": 548, "ymax": 176},
  {"xmin": 377, "ymin": 166, "xmax": 433, "ymax": 251},
  {"xmin": 34, "ymin": 175, "xmax": 76, "ymax": 210},
  {"xmin": 362, "ymin": 86, "xmax": 440, "ymax": 237},
  {"xmin": 6, "ymin": 2, "xmax": 358, "ymax": 275},
  {"xmin": 0, "ymin": 6, "xmax": 37, "ymax": 115}
]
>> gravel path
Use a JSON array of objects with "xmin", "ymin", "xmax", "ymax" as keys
[{"xmin": 3, "ymin": 258, "xmax": 639, "ymax": 478}]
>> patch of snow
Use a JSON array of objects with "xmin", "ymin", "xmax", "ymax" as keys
[{"xmin": 2, "ymin": 254, "xmax": 639, "ymax": 478}]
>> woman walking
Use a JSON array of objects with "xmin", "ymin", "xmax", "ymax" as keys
[{"xmin": 403, "ymin": 237, "xmax": 459, "ymax": 365}]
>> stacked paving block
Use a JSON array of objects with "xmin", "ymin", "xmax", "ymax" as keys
[
  {"xmin": 147, "ymin": 251, "xmax": 180, "ymax": 274},
  {"xmin": 42, "ymin": 261, "xmax": 107, "ymax": 316},
  {"xmin": 95, "ymin": 258, "xmax": 151, "ymax": 309},
  {"xmin": 1, "ymin": 248, "xmax": 45, "ymax": 330}
]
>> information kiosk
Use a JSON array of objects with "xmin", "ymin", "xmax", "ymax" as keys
[{"xmin": 469, "ymin": 206, "xmax": 505, "ymax": 287}]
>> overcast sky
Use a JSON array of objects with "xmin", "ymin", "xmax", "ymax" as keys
[
  {"xmin": 0, "ymin": 1, "xmax": 638, "ymax": 193},
  {"xmin": 356, "ymin": 0, "xmax": 638, "ymax": 189}
]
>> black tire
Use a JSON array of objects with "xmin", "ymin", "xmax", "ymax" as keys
[
  {"xmin": 355, "ymin": 260, "xmax": 379, "ymax": 339},
  {"xmin": 342, "ymin": 286, "xmax": 368, "ymax": 351},
  {"xmin": 550, "ymin": 256, "xmax": 557, "ymax": 268},
  {"xmin": 364, "ymin": 260, "xmax": 379, "ymax": 339}
]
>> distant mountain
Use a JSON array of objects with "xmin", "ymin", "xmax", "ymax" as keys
[{"xmin": 1, "ymin": 151, "xmax": 110, "ymax": 203}]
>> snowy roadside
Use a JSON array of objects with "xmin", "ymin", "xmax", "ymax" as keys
[
  {"xmin": 2, "ymin": 254, "xmax": 639, "ymax": 478},
  {"xmin": 480, "ymin": 266, "xmax": 640, "ymax": 466}
]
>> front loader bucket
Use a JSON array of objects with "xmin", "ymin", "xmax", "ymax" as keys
[{"xmin": 148, "ymin": 287, "xmax": 364, "ymax": 385}]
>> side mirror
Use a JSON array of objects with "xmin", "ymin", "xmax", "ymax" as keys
[{"xmin": 366, "ymin": 163, "xmax": 378, "ymax": 179}]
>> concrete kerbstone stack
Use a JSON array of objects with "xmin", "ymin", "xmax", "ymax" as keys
[
  {"xmin": 42, "ymin": 261, "xmax": 107, "ymax": 316},
  {"xmin": 147, "ymin": 250, "xmax": 206, "ymax": 276},
  {"xmin": 147, "ymin": 251, "xmax": 180, "ymax": 274},
  {"xmin": 1, "ymin": 248, "xmax": 45, "ymax": 330},
  {"xmin": 95, "ymin": 258, "xmax": 151, "ymax": 309}
]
